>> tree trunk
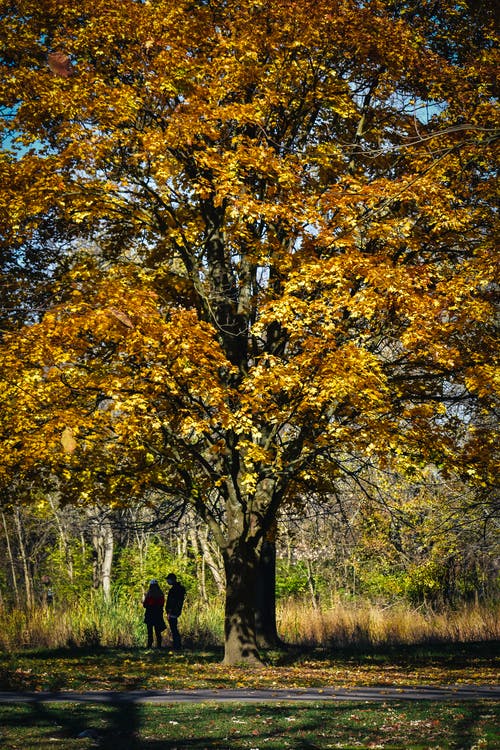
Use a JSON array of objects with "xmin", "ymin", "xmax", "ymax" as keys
[
  {"xmin": 255, "ymin": 537, "xmax": 282, "ymax": 648},
  {"xmin": 188, "ymin": 520, "xmax": 207, "ymax": 602},
  {"xmin": 197, "ymin": 525, "xmax": 225, "ymax": 595},
  {"xmin": 101, "ymin": 520, "xmax": 113, "ymax": 600},
  {"xmin": 48, "ymin": 496, "xmax": 74, "ymax": 583},
  {"xmin": 222, "ymin": 540, "xmax": 263, "ymax": 666},
  {"xmin": 14, "ymin": 508, "xmax": 34, "ymax": 610},
  {"xmin": 2, "ymin": 511, "xmax": 20, "ymax": 607},
  {"xmin": 306, "ymin": 557, "xmax": 319, "ymax": 609},
  {"xmin": 91, "ymin": 515, "xmax": 114, "ymax": 601}
]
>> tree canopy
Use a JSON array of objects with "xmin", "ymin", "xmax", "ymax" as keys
[{"xmin": 0, "ymin": 0, "xmax": 498, "ymax": 663}]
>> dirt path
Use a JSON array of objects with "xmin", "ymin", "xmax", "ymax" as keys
[{"xmin": 1, "ymin": 685, "xmax": 499, "ymax": 703}]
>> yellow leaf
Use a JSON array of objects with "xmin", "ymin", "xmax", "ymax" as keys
[{"xmin": 61, "ymin": 426, "xmax": 77, "ymax": 454}]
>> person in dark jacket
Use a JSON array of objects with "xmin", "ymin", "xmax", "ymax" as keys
[
  {"xmin": 142, "ymin": 579, "xmax": 166, "ymax": 648},
  {"xmin": 165, "ymin": 573, "xmax": 185, "ymax": 651}
]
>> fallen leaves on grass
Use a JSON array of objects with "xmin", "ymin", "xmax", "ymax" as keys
[{"xmin": 1, "ymin": 644, "xmax": 498, "ymax": 693}]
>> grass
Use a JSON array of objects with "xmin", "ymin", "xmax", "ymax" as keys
[
  {"xmin": 0, "ymin": 596, "xmax": 223, "ymax": 651},
  {"xmin": 0, "ymin": 598, "xmax": 498, "ymax": 652},
  {"xmin": 0, "ymin": 642, "xmax": 498, "ymax": 692},
  {"xmin": 0, "ymin": 700, "xmax": 499, "ymax": 749},
  {"xmin": 279, "ymin": 599, "xmax": 500, "ymax": 648},
  {"xmin": 1, "ymin": 634, "xmax": 498, "ymax": 749}
]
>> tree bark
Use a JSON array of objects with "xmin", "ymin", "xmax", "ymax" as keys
[
  {"xmin": 101, "ymin": 521, "xmax": 113, "ymax": 600},
  {"xmin": 222, "ymin": 539, "xmax": 262, "ymax": 666},
  {"xmin": 91, "ymin": 514, "xmax": 114, "ymax": 601},
  {"xmin": 48, "ymin": 495, "xmax": 74, "ymax": 583},
  {"xmin": 14, "ymin": 507, "xmax": 34, "ymax": 610},
  {"xmin": 2, "ymin": 511, "xmax": 20, "ymax": 607},
  {"xmin": 197, "ymin": 525, "xmax": 225, "ymax": 595},
  {"xmin": 306, "ymin": 557, "xmax": 319, "ymax": 610},
  {"xmin": 255, "ymin": 537, "xmax": 282, "ymax": 648}
]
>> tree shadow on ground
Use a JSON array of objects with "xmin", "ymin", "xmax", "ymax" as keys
[
  {"xmin": 11, "ymin": 644, "xmax": 224, "ymax": 664},
  {"xmin": 0, "ymin": 700, "xmax": 143, "ymax": 749},
  {"xmin": 264, "ymin": 639, "xmax": 500, "ymax": 668},
  {"xmin": 0, "ymin": 702, "xmax": 323, "ymax": 749},
  {"xmin": 0, "ymin": 700, "xmax": 498, "ymax": 750},
  {"xmin": 5, "ymin": 639, "xmax": 498, "ymax": 667}
]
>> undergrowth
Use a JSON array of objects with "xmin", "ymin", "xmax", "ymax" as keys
[{"xmin": 0, "ymin": 596, "xmax": 498, "ymax": 651}]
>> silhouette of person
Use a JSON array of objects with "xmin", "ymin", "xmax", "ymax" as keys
[
  {"xmin": 142, "ymin": 579, "xmax": 166, "ymax": 648},
  {"xmin": 165, "ymin": 573, "xmax": 185, "ymax": 651}
]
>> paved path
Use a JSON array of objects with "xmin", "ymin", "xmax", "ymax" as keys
[{"xmin": 0, "ymin": 685, "xmax": 499, "ymax": 704}]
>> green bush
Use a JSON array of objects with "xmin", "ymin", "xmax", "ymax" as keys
[
  {"xmin": 356, "ymin": 568, "xmax": 406, "ymax": 601},
  {"xmin": 276, "ymin": 561, "xmax": 310, "ymax": 599},
  {"xmin": 113, "ymin": 538, "xmax": 198, "ymax": 601},
  {"xmin": 40, "ymin": 539, "xmax": 93, "ymax": 603}
]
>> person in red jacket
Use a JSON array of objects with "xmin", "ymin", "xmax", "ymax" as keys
[{"xmin": 142, "ymin": 579, "xmax": 166, "ymax": 648}]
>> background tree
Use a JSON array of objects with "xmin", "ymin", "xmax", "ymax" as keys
[
  {"xmin": 0, "ymin": 0, "xmax": 498, "ymax": 664},
  {"xmin": 279, "ymin": 464, "xmax": 499, "ymax": 607}
]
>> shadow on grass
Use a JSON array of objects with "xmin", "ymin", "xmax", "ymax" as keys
[
  {"xmin": 0, "ymin": 701, "xmax": 323, "ymax": 749},
  {"xmin": 1, "ymin": 640, "xmax": 497, "ymax": 694},
  {"xmin": 0, "ymin": 700, "xmax": 498, "ymax": 749},
  {"xmin": 6, "ymin": 644, "xmax": 223, "ymax": 664},
  {"xmin": 9, "ymin": 639, "xmax": 499, "ymax": 663},
  {"xmin": 263, "ymin": 639, "xmax": 500, "ymax": 668},
  {"xmin": 0, "ymin": 700, "xmax": 144, "ymax": 749}
]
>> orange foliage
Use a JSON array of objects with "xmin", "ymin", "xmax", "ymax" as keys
[{"xmin": 0, "ymin": 0, "xmax": 498, "ymax": 662}]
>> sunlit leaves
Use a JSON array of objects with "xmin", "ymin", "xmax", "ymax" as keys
[
  {"xmin": 60, "ymin": 426, "xmax": 77, "ymax": 453},
  {"xmin": 2, "ymin": 644, "xmax": 499, "ymax": 692},
  {"xmin": 0, "ymin": 0, "xmax": 498, "ymax": 565}
]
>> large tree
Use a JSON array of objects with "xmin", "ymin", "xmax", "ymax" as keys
[{"xmin": 0, "ymin": 0, "xmax": 498, "ymax": 664}]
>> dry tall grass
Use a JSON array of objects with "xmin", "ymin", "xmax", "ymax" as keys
[
  {"xmin": 277, "ymin": 598, "xmax": 500, "ymax": 647},
  {"xmin": 0, "ymin": 597, "xmax": 140, "ymax": 651},
  {"xmin": 0, "ymin": 594, "xmax": 225, "ymax": 651},
  {"xmin": 0, "ymin": 596, "xmax": 498, "ymax": 651}
]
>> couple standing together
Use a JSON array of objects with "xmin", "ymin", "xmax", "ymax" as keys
[{"xmin": 143, "ymin": 573, "xmax": 185, "ymax": 650}]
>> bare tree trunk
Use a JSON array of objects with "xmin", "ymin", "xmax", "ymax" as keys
[
  {"xmin": 135, "ymin": 527, "xmax": 148, "ymax": 581},
  {"xmin": 197, "ymin": 526, "xmax": 225, "ymax": 595},
  {"xmin": 177, "ymin": 530, "xmax": 188, "ymax": 558},
  {"xmin": 14, "ymin": 507, "xmax": 34, "ymax": 610},
  {"xmin": 101, "ymin": 521, "xmax": 113, "ymax": 600},
  {"xmin": 91, "ymin": 513, "xmax": 114, "ymax": 601},
  {"xmin": 2, "ymin": 511, "xmax": 20, "ymax": 607},
  {"xmin": 306, "ymin": 557, "xmax": 319, "ymax": 610},
  {"xmin": 188, "ymin": 520, "xmax": 207, "ymax": 602},
  {"xmin": 48, "ymin": 495, "xmax": 74, "ymax": 583}
]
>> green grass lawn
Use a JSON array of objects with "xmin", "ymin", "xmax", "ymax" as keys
[
  {"xmin": 0, "ymin": 700, "xmax": 499, "ymax": 749},
  {"xmin": 1, "ymin": 643, "xmax": 498, "ymax": 749},
  {"xmin": 0, "ymin": 642, "xmax": 498, "ymax": 693}
]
